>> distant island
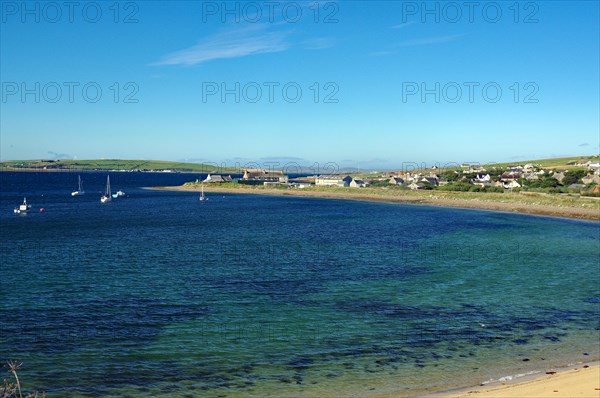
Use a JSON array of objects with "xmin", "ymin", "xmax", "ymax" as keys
[{"xmin": 0, "ymin": 159, "xmax": 237, "ymax": 174}]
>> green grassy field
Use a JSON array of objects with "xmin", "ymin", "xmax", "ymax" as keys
[
  {"xmin": 350, "ymin": 155, "xmax": 599, "ymax": 178},
  {"xmin": 483, "ymin": 155, "xmax": 599, "ymax": 170}
]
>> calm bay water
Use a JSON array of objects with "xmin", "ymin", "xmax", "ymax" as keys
[{"xmin": 1, "ymin": 171, "xmax": 599, "ymax": 397}]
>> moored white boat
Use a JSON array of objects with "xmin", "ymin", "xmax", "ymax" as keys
[
  {"xmin": 101, "ymin": 176, "xmax": 112, "ymax": 203},
  {"xmin": 14, "ymin": 197, "xmax": 32, "ymax": 214},
  {"xmin": 199, "ymin": 182, "xmax": 207, "ymax": 201},
  {"xmin": 71, "ymin": 175, "xmax": 85, "ymax": 196}
]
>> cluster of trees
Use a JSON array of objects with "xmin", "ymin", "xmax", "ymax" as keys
[
  {"xmin": 368, "ymin": 180, "xmax": 396, "ymax": 187},
  {"xmin": 521, "ymin": 170, "xmax": 587, "ymax": 190},
  {"xmin": 437, "ymin": 182, "xmax": 503, "ymax": 193}
]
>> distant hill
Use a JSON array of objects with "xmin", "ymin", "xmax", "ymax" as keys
[
  {"xmin": 403, "ymin": 155, "xmax": 599, "ymax": 174},
  {"xmin": 1, "ymin": 155, "xmax": 598, "ymax": 174},
  {"xmin": 483, "ymin": 155, "xmax": 600, "ymax": 170},
  {"xmin": 0, "ymin": 159, "xmax": 239, "ymax": 174}
]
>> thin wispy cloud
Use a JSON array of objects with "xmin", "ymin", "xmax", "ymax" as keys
[
  {"xmin": 399, "ymin": 34, "xmax": 465, "ymax": 47},
  {"xmin": 371, "ymin": 33, "xmax": 465, "ymax": 56},
  {"xmin": 154, "ymin": 24, "xmax": 290, "ymax": 66},
  {"xmin": 303, "ymin": 37, "xmax": 336, "ymax": 50},
  {"xmin": 578, "ymin": 143, "xmax": 589, "ymax": 147},
  {"xmin": 369, "ymin": 50, "xmax": 397, "ymax": 57},
  {"xmin": 392, "ymin": 21, "xmax": 416, "ymax": 29}
]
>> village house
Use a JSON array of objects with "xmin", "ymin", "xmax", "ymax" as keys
[
  {"xmin": 420, "ymin": 177, "xmax": 438, "ymax": 186},
  {"xmin": 587, "ymin": 162, "xmax": 600, "ymax": 172},
  {"xmin": 582, "ymin": 174, "xmax": 600, "ymax": 185},
  {"xmin": 408, "ymin": 182, "xmax": 425, "ymax": 190},
  {"xmin": 522, "ymin": 173, "xmax": 540, "ymax": 181},
  {"xmin": 388, "ymin": 177, "xmax": 405, "ymax": 185},
  {"xmin": 463, "ymin": 166, "xmax": 487, "ymax": 174},
  {"xmin": 500, "ymin": 172, "xmax": 522, "ymax": 181},
  {"xmin": 552, "ymin": 171, "xmax": 566, "ymax": 183},
  {"xmin": 242, "ymin": 168, "xmax": 288, "ymax": 183},
  {"xmin": 503, "ymin": 180, "xmax": 521, "ymax": 189},
  {"xmin": 349, "ymin": 178, "xmax": 368, "ymax": 188},
  {"xmin": 507, "ymin": 165, "xmax": 524, "ymax": 173},
  {"xmin": 474, "ymin": 180, "xmax": 503, "ymax": 188},
  {"xmin": 203, "ymin": 174, "xmax": 233, "ymax": 183},
  {"xmin": 473, "ymin": 174, "xmax": 491, "ymax": 183},
  {"xmin": 315, "ymin": 175, "xmax": 352, "ymax": 187}
]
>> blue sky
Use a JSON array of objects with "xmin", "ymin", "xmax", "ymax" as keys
[{"xmin": 1, "ymin": 1, "xmax": 599, "ymax": 169}]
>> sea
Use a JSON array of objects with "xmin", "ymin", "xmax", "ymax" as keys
[{"xmin": 0, "ymin": 171, "xmax": 599, "ymax": 397}]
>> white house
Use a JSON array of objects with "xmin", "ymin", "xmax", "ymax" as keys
[
  {"xmin": 503, "ymin": 180, "xmax": 521, "ymax": 189},
  {"xmin": 350, "ymin": 178, "xmax": 367, "ymax": 188},
  {"xmin": 420, "ymin": 177, "xmax": 438, "ymax": 186},
  {"xmin": 315, "ymin": 175, "xmax": 352, "ymax": 187},
  {"xmin": 587, "ymin": 162, "xmax": 600, "ymax": 172},
  {"xmin": 474, "ymin": 174, "xmax": 491, "ymax": 182}
]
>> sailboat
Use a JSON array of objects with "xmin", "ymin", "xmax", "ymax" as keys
[
  {"xmin": 199, "ymin": 182, "xmax": 207, "ymax": 201},
  {"xmin": 71, "ymin": 175, "xmax": 85, "ymax": 196},
  {"xmin": 14, "ymin": 197, "xmax": 32, "ymax": 214},
  {"xmin": 101, "ymin": 176, "xmax": 112, "ymax": 203}
]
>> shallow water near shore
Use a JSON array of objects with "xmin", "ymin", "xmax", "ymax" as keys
[{"xmin": 1, "ymin": 172, "xmax": 599, "ymax": 397}]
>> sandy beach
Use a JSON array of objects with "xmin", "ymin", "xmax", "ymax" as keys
[
  {"xmin": 452, "ymin": 364, "xmax": 600, "ymax": 398},
  {"xmin": 152, "ymin": 185, "xmax": 600, "ymax": 222}
]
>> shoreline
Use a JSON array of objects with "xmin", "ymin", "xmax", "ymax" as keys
[
  {"xmin": 151, "ymin": 185, "xmax": 600, "ymax": 222},
  {"xmin": 446, "ymin": 362, "xmax": 600, "ymax": 398}
]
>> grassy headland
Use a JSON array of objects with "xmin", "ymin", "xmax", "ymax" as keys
[{"xmin": 0, "ymin": 159, "xmax": 238, "ymax": 173}]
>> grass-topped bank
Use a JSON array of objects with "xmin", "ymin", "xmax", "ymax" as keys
[{"xmin": 161, "ymin": 182, "xmax": 600, "ymax": 221}]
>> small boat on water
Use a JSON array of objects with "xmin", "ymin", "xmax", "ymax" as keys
[
  {"xmin": 71, "ymin": 175, "xmax": 85, "ymax": 196},
  {"xmin": 112, "ymin": 190, "xmax": 125, "ymax": 199},
  {"xmin": 101, "ymin": 176, "xmax": 112, "ymax": 203},
  {"xmin": 199, "ymin": 183, "xmax": 207, "ymax": 202},
  {"xmin": 14, "ymin": 197, "xmax": 32, "ymax": 214}
]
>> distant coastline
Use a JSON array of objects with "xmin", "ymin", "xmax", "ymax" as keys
[
  {"xmin": 0, "ymin": 168, "xmax": 214, "ymax": 174},
  {"xmin": 0, "ymin": 159, "xmax": 237, "ymax": 174},
  {"xmin": 152, "ymin": 185, "xmax": 600, "ymax": 222}
]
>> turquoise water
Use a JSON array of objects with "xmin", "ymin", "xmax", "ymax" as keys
[{"xmin": 1, "ymin": 172, "xmax": 599, "ymax": 397}]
